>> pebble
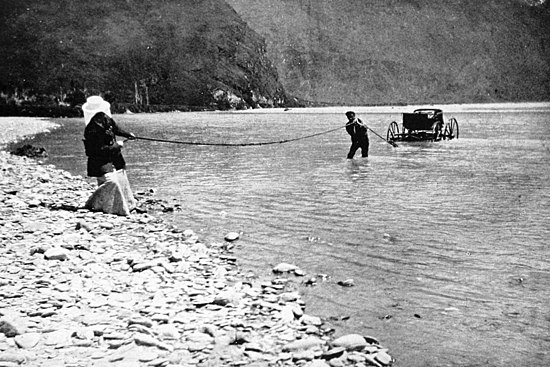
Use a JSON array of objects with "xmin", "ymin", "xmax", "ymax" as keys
[
  {"xmin": 13, "ymin": 333, "xmax": 40, "ymax": 349},
  {"xmin": 137, "ymin": 350, "xmax": 159, "ymax": 362},
  {"xmin": 301, "ymin": 314, "xmax": 323, "ymax": 326},
  {"xmin": 283, "ymin": 337, "xmax": 325, "ymax": 352},
  {"xmin": 43, "ymin": 247, "xmax": 69, "ymax": 261},
  {"xmin": 128, "ymin": 317, "xmax": 153, "ymax": 328},
  {"xmin": 310, "ymin": 359, "xmax": 331, "ymax": 367},
  {"xmin": 0, "ymin": 147, "xmax": 394, "ymax": 367},
  {"xmin": 0, "ymin": 320, "xmax": 21, "ymax": 338},
  {"xmin": 224, "ymin": 232, "xmax": 240, "ymax": 241},
  {"xmin": 44, "ymin": 329, "xmax": 72, "ymax": 346},
  {"xmin": 331, "ymin": 334, "xmax": 368, "ymax": 351},
  {"xmin": 292, "ymin": 349, "xmax": 316, "ymax": 361},
  {"xmin": 321, "ymin": 347, "xmax": 346, "ymax": 360},
  {"xmin": 365, "ymin": 354, "xmax": 384, "ymax": 367},
  {"xmin": 156, "ymin": 324, "xmax": 180, "ymax": 339},
  {"xmin": 375, "ymin": 350, "xmax": 394, "ymax": 365},
  {"xmin": 337, "ymin": 279, "xmax": 355, "ymax": 287},
  {"xmin": 0, "ymin": 352, "xmax": 26, "ymax": 365},
  {"xmin": 273, "ymin": 263, "xmax": 299, "ymax": 273}
]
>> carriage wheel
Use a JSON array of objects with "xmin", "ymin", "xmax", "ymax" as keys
[
  {"xmin": 443, "ymin": 123, "xmax": 451, "ymax": 140},
  {"xmin": 449, "ymin": 118, "xmax": 459, "ymax": 139},
  {"xmin": 387, "ymin": 121, "xmax": 399, "ymax": 142},
  {"xmin": 433, "ymin": 122, "xmax": 443, "ymax": 141}
]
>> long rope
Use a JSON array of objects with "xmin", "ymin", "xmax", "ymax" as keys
[
  {"xmin": 134, "ymin": 125, "xmax": 346, "ymax": 146},
  {"xmin": 367, "ymin": 126, "xmax": 398, "ymax": 147},
  {"xmin": 133, "ymin": 123, "xmax": 398, "ymax": 148}
]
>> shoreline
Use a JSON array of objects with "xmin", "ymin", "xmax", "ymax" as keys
[
  {"xmin": 0, "ymin": 117, "xmax": 60, "ymax": 150},
  {"xmin": 0, "ymin": 119, "xmax": 393, "ymax": 366},
  {"xmin": 229, "ymin": 101, "xmax": 550, "ymax": 114}
]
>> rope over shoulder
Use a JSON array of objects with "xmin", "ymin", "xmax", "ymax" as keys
[{"xmin": 134, "ymin": 125, "xmax": 346, "ymax": 146}]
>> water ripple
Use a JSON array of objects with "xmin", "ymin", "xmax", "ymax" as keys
[{"xmin": 35, "ymin": 105, "xmax": 550, "ymax": 367}]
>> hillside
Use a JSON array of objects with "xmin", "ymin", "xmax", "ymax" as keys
[
  {"xmin": 226, "ymin": 0, "xmax": 550, "ymax": 105},
  {"xmin": 0, "ymin": 0, "xmax": 289, "ymax": 110},
  {"xmin": 1, "ymin": 0, "xmax": 548, "ymax": 111}
]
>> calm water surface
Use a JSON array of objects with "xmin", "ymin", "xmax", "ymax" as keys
[{"xmin": 31, "ymin": 103, "xmax": 550, "ymax": 367}]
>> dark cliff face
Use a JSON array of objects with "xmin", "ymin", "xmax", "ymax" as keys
[
  {"xmin": 226, "ymin": 0, "xmax": 550, "ymax": 105},
  {"xmin": 0, "ymin": 0, "xmax": 288, "ymax": 108}
]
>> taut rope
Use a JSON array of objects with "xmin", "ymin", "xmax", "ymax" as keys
[{"xmin": 134, "ymin": 125, "xmax": 346, "ymax": 146}]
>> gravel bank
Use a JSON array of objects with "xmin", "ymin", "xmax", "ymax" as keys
[
  {"xmin": 0, "ymin": 117, "xmax": 60, "ymax": 149},
  {"xmin": 0, "ymin": 118, "xmax": 393, "ymax": 366}
]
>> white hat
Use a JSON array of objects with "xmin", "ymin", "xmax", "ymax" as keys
[{"xmin": 82, "ymin": 95, "xmax": 112, "ymax": 125}]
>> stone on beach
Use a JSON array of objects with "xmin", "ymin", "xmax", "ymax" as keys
[
  {"xmin": 13, "ymin": 333, "xmax": 40, "ymax": 349},
  {"xmin": 0, "ymin": 352, "xmax": 26, "ymax": 365},
  {"xmin": 375, "ymin": 350, "xmax": 394, "ymax": 365},
  {"xmin": 282, "ymin": 337, "xmax": 325, "ymax": 352},
  {"xmin": 224, "ymin": 231, "xmax": 240, "ymax": 241},
  {"xmin": 43, "ymin": 247, "xmax": 70, "ymax": 260},
  {"xmin": 43, "ymin": 329, "xmax": 73, "ymax": 346},
  {"xmin": 0, "ymin": 318, "xmax": 26, "ymax": 338},
  {"xmin": 273, "ymin": 262, "xmax": 299, "ymax": 273},
  {"xmin": 331, "ymin": 334, "xmax": 369, "ymax": 351},
  {"xmin": 156, "ymin": 324, "xmax": 180, "ymax": 339},
  {"xmin": 0, "ymin": 141, "xmax": 393, "ymax": 366},
  {"xmin": 337, "ymin": 279, "xmax": 355, "ymax": 287},
  {"xmin": 133, "ymin": 334, "xmax": 173, "ymax": 351}
]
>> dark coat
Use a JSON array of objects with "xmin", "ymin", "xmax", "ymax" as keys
[
  {"xmin": 346, "ymin": 117, "xmax": 369, "ymax": 158},
  {"xmin": 83, "ymin": 112, "xmax": 133, "ymax": 177},
  {"xmin": 346, "ymin": 118, "xmax": 368, "ymax": 138}
]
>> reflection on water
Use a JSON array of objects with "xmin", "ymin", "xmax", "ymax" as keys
[{"xmin": 33, "ymin": 104, "xmax": 550, "ymax": 366}]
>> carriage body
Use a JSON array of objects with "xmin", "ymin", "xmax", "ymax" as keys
[{"xmin": 387, "ymin": 108, "xmax": 458, "ymax": 142}]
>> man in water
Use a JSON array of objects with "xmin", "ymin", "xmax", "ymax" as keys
[{"xmin": 345, "ymin": 111, "xmax": 369, "ymax": 158}]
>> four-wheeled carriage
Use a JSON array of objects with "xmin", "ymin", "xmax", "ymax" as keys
[{"xmin": 387, "ymin": 109, "xmax": 458, "ymax": 143}]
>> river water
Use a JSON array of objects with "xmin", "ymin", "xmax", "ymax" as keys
[{"xmin": 28, "ymin": 103, "xmax": 550, "ymax": 366}]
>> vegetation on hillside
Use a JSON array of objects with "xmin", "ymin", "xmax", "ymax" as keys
[
  {"xmin": 226, "ymin": 0, "xmax": 550, "ymax": 105},
  {"xmin": 0, "ymin": 0, "xmax": 291, "ymax": 113},
  {"xmin": 1, "ymin": 0, "xmax": 548, "ymax": 115}
]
